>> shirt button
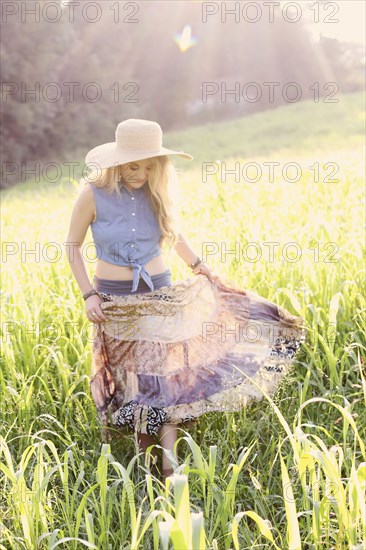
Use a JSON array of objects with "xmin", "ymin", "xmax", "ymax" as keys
[
  {"xmin": 131, "ymin": 197, "xmax": 135, "ymax": 200},
  {"xmin": 132, "ymin": 228, "xmax": 135, "ymax": 231},
  {"xmin": 132, "ymin": 213, "xmax": 135, "ymax": 216}
]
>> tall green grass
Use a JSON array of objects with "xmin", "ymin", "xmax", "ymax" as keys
[{"xmin": 1, "ymin": 92, "xmax": 365, "ymax": 548}]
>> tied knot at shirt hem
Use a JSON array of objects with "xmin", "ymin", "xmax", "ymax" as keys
[{"xmin": 129, "ymin": 260, "xmax": 154, "ymax": 292}]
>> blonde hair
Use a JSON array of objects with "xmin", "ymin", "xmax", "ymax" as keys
[{"xmin": 79, "ymin": 155, "xmax": 182, "ymax": 252}]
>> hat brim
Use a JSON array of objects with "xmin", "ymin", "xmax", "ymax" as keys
[{"xmin": 85, "ymin": 142, "xmax": 193, "ymax": 169}]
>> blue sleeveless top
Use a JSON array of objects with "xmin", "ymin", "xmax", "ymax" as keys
[{"xmin": 89, "ymin": 180, "xmax": 162, "ymax": 292}]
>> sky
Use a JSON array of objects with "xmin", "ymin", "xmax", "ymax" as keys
[
  {"xmin": 60, "ymin": 0, "xmax": 365, "ymax": 46},
  {"xmin": 280, "ymin": 0, "xmax": 365, "ymax": 45}
]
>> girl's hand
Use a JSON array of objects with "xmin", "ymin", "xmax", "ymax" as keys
[
  {"xmin": 192, "ymin": 262, "xmax": 216, "ymax": 283},
  {"xmin": 85, "ymin": 294, "xmax": 108, "ymax": 324}
]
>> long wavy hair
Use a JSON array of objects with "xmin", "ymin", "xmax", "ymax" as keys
[{"xmin": 79, "ymin": 155, "xmax": 182, "ymax": 252}]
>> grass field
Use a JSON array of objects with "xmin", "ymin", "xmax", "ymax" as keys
[{"xmin": 1, "ymin": 91, "xmax": 365, "ymax": 549}]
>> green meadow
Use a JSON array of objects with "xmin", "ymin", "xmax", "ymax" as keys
[{"xmin": 1, "ymin": 91, "xmax": 365, "ymax": 549}]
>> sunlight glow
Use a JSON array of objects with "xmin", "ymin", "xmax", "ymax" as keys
[{"xmin": 280, "ymin": 0, "xmax": 365, "ymax": 45}]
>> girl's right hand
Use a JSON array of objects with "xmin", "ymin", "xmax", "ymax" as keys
[{"xmin": 85, "ymin": 294, "xmax": 108, "ymax": 323}]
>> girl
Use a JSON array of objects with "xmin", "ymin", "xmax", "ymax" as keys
[{"xmin": 65, "ymin": 118, "xmax": 305, "ymax": 482}]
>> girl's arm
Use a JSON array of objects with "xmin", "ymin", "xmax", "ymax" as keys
[
  {"xmin": 173, "ymin": 233, "xmax": 201, "ymax": 266},
  {"xmin": 64, "ymin": 184, "xmax": 96, "ymax": 295}
]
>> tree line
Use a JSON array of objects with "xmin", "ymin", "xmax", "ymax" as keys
[{"xmin": 1, "ymin": 0, "xmax": 364, "ymax": 188}]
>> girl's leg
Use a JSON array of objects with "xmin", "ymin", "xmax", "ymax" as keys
[
  {"xmin": 137, "ymin": 432, "xmax": 156, "ymax": 452},
  {"xmin": 158, "ymin": 423, "xmax": 178, "ymax": 478},
  {"xmin": 137, "ymin": 432, "xmax": 159, "ymax": 466}
]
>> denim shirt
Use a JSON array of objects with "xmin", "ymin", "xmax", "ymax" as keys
[{"xmin": 89, "ymin": 180, "xmax": 162, "ymax": 292}]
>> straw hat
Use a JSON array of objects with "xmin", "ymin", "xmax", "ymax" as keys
[{"xmin": 85, "ymin": 118, "xmax": 193, "ymax": 169}]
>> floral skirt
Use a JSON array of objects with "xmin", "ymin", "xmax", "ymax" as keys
[{"xmin": 89, "ymin": 273, "xmax": 306, "ymax": 441}]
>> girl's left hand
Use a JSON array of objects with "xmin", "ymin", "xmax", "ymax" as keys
[{"xmin": 192, "ymin": 262, "xmax": 216, "ymax": 283}]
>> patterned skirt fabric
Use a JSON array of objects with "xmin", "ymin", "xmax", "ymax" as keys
[{"xmin": 89, "ymin": 273, "xmax": 306, "ymax": 442}]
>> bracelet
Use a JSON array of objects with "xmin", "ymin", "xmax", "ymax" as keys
[
  {"xmin": 189, "ymin": 256, "xmax": 202, "ymax": 270},
  {"xmin": 83, "ymin": 289, "xmax": 100, "ymax": 301}
]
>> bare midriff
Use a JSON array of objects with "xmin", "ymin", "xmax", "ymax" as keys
[
  {"xmin": 91, "ymin": 207, "xmax": 169, "ymax": 280},
  {"xmin": 94, "ymin": 255, "xmax": 168, "ymax": 280}
]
